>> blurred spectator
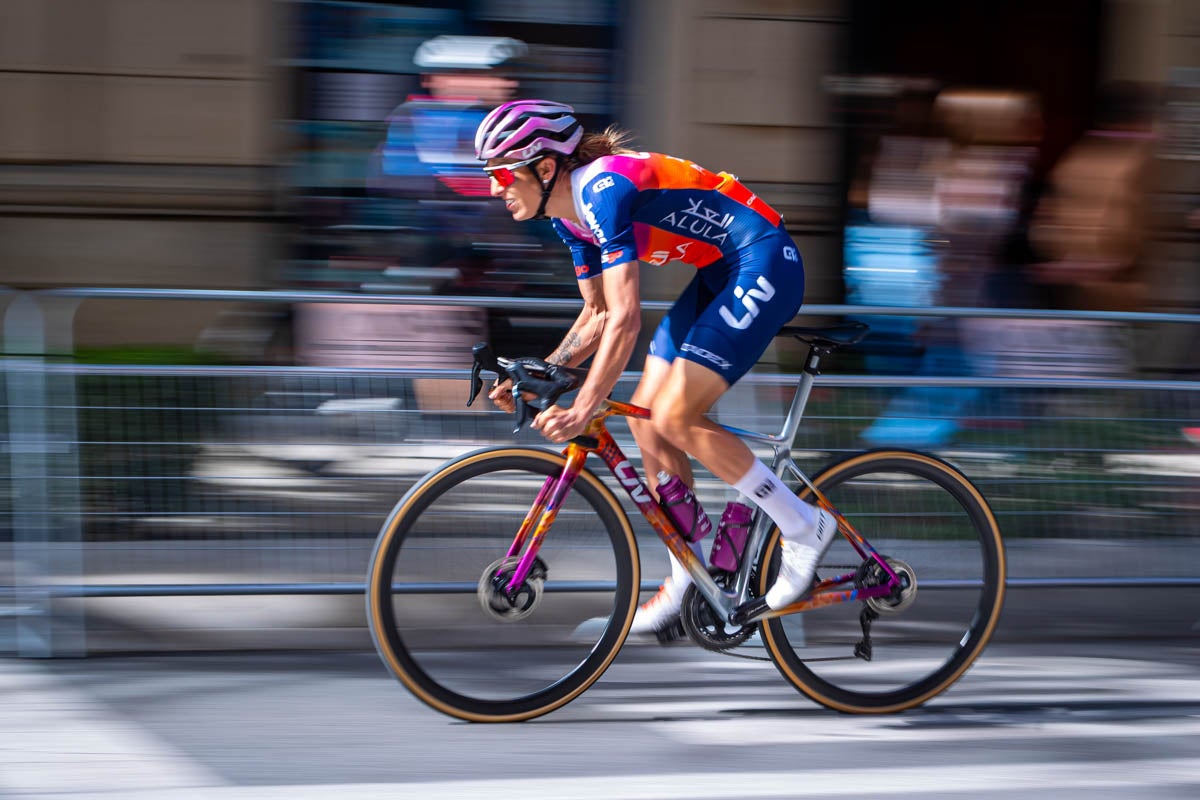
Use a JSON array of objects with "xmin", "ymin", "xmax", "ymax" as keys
[
  {"xmin": 843, "ymin": 81, "xmax": 946, "ymax": 375},
  {"xmin": 854, "ymin": 86, "xmax": 1043, "ymax": 447},
  {"xmin": 371, "ymin": 36, "xmax": 532, "ymax": 293},
  {"xmin": 934, "ymin": 89, "xmax": 1042, "ymax": 309},
  {"xmin": 376, "ymin": 35, "xmax": 525, "ymax": 201},
  {"xmin": 1028, "ymin": 81, "xmax": 1158, "ymax": 311}
]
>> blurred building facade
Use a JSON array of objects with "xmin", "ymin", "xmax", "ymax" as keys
[
  {"xmin": 0, "ymin": 0, "xmax": 279, "ymax": 350},
  {"xmin": 0, "ymin": 0, "xmax": 1197, "ymax": 363}
]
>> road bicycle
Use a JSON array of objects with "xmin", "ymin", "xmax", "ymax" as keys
[{"xmin": 366, "ymin": 322, "xmax": 1006, "ymax": 722}]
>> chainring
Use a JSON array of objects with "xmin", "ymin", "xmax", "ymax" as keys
[
  {"xmin": 476, "ymin": 556, "xmax": 547, "ymax": 622},
  {"xmin": 680, "ymin": 576, "xmax": 754, "ymax": 652}
]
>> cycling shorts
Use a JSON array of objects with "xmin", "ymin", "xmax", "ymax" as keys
[{"xmin": 648, "ymin": 231, "xmax": 805, "ymax": 385}]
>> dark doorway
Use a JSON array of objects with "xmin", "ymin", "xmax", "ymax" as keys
[{"xmin": 848, "ymin": 0, "xmax": 1103, "ymax": 168}]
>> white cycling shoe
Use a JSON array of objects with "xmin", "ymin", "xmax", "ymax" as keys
[
  {"xmin": 764, "ymin": 508, "xmax": 838, "ymax": 610},
  {"xmin": 629, "ymin": 576, "xmax": 689, "ymax": 636}
]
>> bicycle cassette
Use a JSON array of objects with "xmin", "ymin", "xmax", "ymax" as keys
[{"xmin": 857, "ymin": 556, "xmax": 918, "ymax": 614}]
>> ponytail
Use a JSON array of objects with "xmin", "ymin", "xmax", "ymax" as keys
[{"xmin": 561, "ymin": 124, "xmax": 637, "ymax": 172}]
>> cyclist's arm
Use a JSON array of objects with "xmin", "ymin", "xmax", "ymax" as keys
[
  {"xmin": 540, "ymin": 174, "xmax": 639, "ymax": 416},
  {"xmin": 554, "ymin": 170, "xmax": 641, "ymax": 412},
  {"xmin": 547, "ymin": 276, "xmax": 605, "ymax": 367},
  {"xmin": 567, "ymin": 260, "xmax": 641, "ymax": 416},
  {"xmin": 547, "ymin": 217, "xmax": 606, "ymax": 367}
]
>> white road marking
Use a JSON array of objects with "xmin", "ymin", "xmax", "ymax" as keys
[
  {"xmin": 655, "ymin": 715, "xmax": 1200, "ymax": 746},
  {"xmin": 5, "ymin": 655, "xmax": 1200, "ymax": 800},
  {"xmin": 0, "ymin": 662, "xmax": 224, "ymax": 796},
  {"xmin": 591, "ymin": 655, "xmax": 1200, "ymax": 717},
  {"xmin": 20, "ymin": 760, "xmax": 1200, "ymax": 800}
]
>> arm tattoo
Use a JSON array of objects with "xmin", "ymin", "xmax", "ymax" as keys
[{"xmin": 549, "ymin": 332, "xmax": 582, "ymax": 366}]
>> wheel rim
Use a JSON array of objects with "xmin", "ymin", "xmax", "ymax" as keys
[
  {"xmin": 761, "ymin": 451, "xmax": 1005, "ymax": 712},
  {"xmin": 368, "ymin": 450, "xmax": 638, "ymax": 721}
]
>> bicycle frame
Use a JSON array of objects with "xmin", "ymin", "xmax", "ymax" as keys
[{"xmin": 501, "ymin": 356, "xmax": 902, "ymax": 627}]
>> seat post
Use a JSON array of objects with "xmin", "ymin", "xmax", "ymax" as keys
[
  {"xmin": 803, "ymin": 344, "xmax": 826, "ymax": 377},
  {"xmin": 777, "ymin": 345, "xmax": 824, "ymax": 444}
]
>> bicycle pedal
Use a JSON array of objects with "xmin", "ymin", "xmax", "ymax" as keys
[
  {"xmin": 653, "ymin": 618, "xmax": 688, "ymax": 645},
  {"xmin": 729, "ymin": 596, "xmax": 768, "ymax": 627}
]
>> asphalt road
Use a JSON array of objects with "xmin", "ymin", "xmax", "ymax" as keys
[{"xmin": 3, "ymin": 638, "xmax": 1200, "ymax": 799}]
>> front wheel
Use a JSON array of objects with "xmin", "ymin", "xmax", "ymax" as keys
[
  {"xmin": 757, "ymin": 449, "xmax": 1006, "ymax": 713},
  {"xmin": 366, "ymin": 447, "xmax": 640, "ymax": 722}
]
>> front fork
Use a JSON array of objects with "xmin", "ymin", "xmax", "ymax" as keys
[
  {"xmin": 500, "ymin": 445, "xmax": 588, "ymax": 594},
  {"xmin": 498, "ymin": 413, "xmax": 695, "ymax": 596}
]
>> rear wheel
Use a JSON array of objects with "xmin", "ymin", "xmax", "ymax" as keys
[
  {"xmin": 758, "ymin": 449, "xmax": 1005, "ymax": 713},
  {"xmin": 366, "ymin": 447, "xmax": 639, "ymax": 722}
]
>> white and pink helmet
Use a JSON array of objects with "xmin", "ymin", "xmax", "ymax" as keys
[{"xmin": 474, "ymin": 100, "xmax": 583, "ymax": 161}]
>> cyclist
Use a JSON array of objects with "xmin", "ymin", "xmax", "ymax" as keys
[{"xmin": 476, "ymin": 100, "xmax": 837, "ymax": 635}]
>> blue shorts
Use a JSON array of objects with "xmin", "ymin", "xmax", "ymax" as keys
[{"xmin": 648, "ymin": 232, "xmax": 805, "ymax": 385}]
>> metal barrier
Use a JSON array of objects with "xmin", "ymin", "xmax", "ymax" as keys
[{"xmin": 3, "ymin": 289, "xmax": 1199, "ymax": 655}]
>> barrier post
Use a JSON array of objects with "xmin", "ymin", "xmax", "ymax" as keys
[{"xmin": 3, "ymin": 293, "xmax": 84, "ymax": 657}]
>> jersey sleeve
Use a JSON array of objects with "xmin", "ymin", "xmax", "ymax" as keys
[
  {"xmin": 551, "ymin": 218, "xmax": 603, "ymax": 280},
  {"xmin": 575, "ymin": 170, "xmax": 638, "ymax": 271}
]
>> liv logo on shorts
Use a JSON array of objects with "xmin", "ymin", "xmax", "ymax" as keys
[{"xmin": 719, "ymin": 276, "xmax": 776, "ymax": 330}]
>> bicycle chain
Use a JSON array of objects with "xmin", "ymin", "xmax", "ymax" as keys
[{"xmin": 707, "ymin": 564, "xmax": 865, "ymax": 663}]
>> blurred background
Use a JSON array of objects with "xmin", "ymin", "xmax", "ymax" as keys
[
  {"xmin": 1, "ymin": 0, "xmax": 1199, "ymax": 655},
  {"xmin": 0, "ymin": 0, "xmax": 1195, "ymax": 358}
]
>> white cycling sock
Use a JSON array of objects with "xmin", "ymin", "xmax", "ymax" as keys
[{"xmin": 734, "ymin": 460, "xmax": 817, "ymax": 542}]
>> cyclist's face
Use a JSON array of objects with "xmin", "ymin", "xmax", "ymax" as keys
[{"xmin": 485, "ymin": 157, "xmax": 545, "ymax": 221}]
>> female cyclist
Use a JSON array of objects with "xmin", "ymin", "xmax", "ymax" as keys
[{"xmin": 476, "ymin": 100, "xmax": 836, "ymax": 635}]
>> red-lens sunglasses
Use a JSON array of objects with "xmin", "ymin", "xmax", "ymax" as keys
[{"xmin": 483, "ymin": 156, "xmax": 542, "ymax": 189}]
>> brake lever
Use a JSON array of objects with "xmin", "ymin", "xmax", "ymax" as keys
[
  {"xmin": 513, "ymin": 392, "xmax": 531, "ymax": 434},
  {"xmin": 468, "ymin": 342, "xmax": 504, "ymax": 408},
  {"xmin": 468, "ymin": 344, "xmax": 585, "ymax": 434},
  {"xmin": 467, "ymin": 360, "xmax": 483, "ymax": 407},
  {"xmin": 509, "ymin": 365, "xmax": 577, "ymax": 434},
  {"xmin": 508, "ymin": 364, "xmax": 544, "ymax": 434}
]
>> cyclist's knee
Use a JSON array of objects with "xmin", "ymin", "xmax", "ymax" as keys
[
  {"xmin": 649, "ymin": 399, "xmax": 696, "ymax": 448},
  {"xmin": 628, "ymin": 414, "xmax": 657, "ymax": 447}
]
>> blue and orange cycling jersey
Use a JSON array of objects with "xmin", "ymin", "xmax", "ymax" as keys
[
  {"xmin": 550, "ymin": 152, "xmax": 806, "ymax": 383},
  {"xmin": 551, "ymin": 152, "xmax": 789, "ymax": 280}
]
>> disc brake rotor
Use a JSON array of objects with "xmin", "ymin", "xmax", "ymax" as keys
[
  {"xmin": 859, "ymin": 556, "xmax": 918, "ymax": 615},
  {"xmin": 477, "ymin": 556, "xmax": 546, "ymax": 622}
]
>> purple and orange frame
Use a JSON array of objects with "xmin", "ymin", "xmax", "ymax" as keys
[{"xmin": 500, "ymin": 399, "xmax": 903, "ymax": 622}]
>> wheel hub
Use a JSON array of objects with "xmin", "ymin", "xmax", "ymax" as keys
[
  {"xmin": 477, "ymin": 556, "xmax": 547, "ymax": 622},
  {"xmin": 859, "ymin": 556, "xmax": 918, "ymax": 614}
]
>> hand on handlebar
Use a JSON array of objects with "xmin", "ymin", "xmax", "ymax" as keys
[
  {"xmin": 487, "ymin": 378, "xmax": 516, "ymax": 413},
  {"xmin": 488, "ymin": 378, "xmax": 544, "ymax": 416},
  {"xmin": 469, "ymin": 343, "xmax": 588, "ymax": 434},
  {"xmin": 531, "ymin": 403, "xmax": 591, "ymax": 444}
]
